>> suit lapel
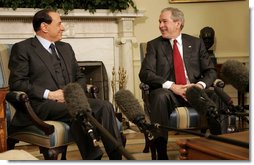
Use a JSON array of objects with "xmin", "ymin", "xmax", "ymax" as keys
[
  {"xmin": 31, "ymin": 38, "xmax": 59, "ymax": 85},
  {"xmin": 161, "ymin": 39, "xmax": 172, "ymax": 64},
  {"xmin": 182, "ymin": 34, "xmax": 193, "ymax": 74}
]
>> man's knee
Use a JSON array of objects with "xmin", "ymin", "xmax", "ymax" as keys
[{"xmin": 150, "ymin": 88, "xmax": 172, "ymax": 103}]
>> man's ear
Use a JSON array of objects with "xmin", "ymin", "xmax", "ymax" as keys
[
  {"xmin": 40, "ymin": 22, "xmax": 48, "ymax": 33},
  {"xmin": 176, "ymin": 21, "xmax": 182, "ymax": 29}
]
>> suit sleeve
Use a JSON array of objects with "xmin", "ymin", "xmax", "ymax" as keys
[
  {"xmin": 139, "ymin": 41, "xmax": 169, "ymax": 89},
  {"xmin": 8, "ymin": 43, "xmax": 46, "ymax": 99},
  {"xmin": 196, "ymin": 40, "xmax": 217, "ymax": 88}
]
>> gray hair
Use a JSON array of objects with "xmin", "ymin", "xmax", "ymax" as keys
[{"xmin": 161, "ymin": 7, "xmax": 185, "ymax": 30}]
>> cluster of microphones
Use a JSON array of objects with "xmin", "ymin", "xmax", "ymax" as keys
[{"xmin": 62, "ymin": 59, "xmax": 249, "ymax": 160}]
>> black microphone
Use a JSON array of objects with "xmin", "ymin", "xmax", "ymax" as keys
[
  {"xmin": 220, "ymin": 60, "xmax": 249, "ymax": 93},
  {"xmin": 213, "ymin": 80, "xmax": 235, "ymax": 113},
  {"xmin": 63, "ymin": 83, "xmax": 99, "ymax": 147},
  {"xmin": 114, "ymin": 89, "xmax": 154, "ymax": 140},
  {"xmin": 213, "ymin": 79, "xmax": 225, "ymax": 88},
  {"xmin": 213, "ymin": 80, "xmax": 249, "ymax": 126},
  {"xmin": 113, "ymin": 89, "xmax": 249, "ymax": 149},
  {"xmin": 185, "ymin": 86, "xmax": 218, "ymax": 119},
  {"xmin": 64, "ymin": 83, "xmax": 135, "ymax": 160}
]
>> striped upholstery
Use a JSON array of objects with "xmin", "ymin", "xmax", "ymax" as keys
[
  {"xmin": 8, "ymin": 121, "xmax": 73, "ymax": 148},
  {"xmin": 169, "ymin": 107, "xmax": 199, "ymax": 129},
  {"xmin": 0, "ymin": 44, "xmax": 11, "ymax": 88},
  {"xmin": 0, "ymin": 43, "xmax": 73, "ymax": 150}
]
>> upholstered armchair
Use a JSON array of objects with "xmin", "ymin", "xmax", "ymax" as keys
[{"xmin": 0, "ymin": 43, "xmax": 98, "ymax": 160}]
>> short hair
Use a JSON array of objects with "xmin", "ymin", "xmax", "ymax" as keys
[
  {"xmin": 161, "ymin": 7, "xmax": 185, "ymax": 30},
  {"xmin": 32, "ymin": 9, "xmax": 55, "ymax": 32}
]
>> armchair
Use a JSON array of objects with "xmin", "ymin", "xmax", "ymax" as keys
[{"xmin": 0, "ymin": 43, "xmax": 99, "ymax": 160}]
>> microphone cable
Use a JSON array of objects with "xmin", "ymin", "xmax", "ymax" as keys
[{"xmin": 151, "ymin": 123, "xmax": 249, "ymax": 149}]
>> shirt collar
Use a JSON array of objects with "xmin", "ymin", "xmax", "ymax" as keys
[
  {"xmin": 170, "ymin": 34, "xmax": 182, "ymax": 46},
  {"xmin": 36, "ymin": 35, "xmax": 54, "ymax": 51}
]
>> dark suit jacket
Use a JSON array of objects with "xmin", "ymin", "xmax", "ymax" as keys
[
  {"xmin": 139, "ymin": 34, "xmax": 217, "ymax": 90},
  {"xmin": 8, "ymin": 37, "xmax": 86, "ymax": 126}
]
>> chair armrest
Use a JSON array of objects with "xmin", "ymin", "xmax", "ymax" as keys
[
  {"xmin": 86, "ymin": 84, "xmax": 99, "ymax": 99},
  {"xmin": 139, "ymin": 83, "xmax": 150, "ymax": 95},
  {"xmin": 6, "ymin": 91, "xmax": 54, "ymax": 135}
]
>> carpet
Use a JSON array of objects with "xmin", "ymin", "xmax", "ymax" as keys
[{"xmin": 11, "ymin": 129, "xmax": 199, "ymax": 160}]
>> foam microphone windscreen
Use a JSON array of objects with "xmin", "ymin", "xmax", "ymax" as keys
[
  {"xmin": 114, "ymin": 89, "xmax": 145, "ymax": 123},
  {"xmin": 220, "ymin": 60, "xmax": 249, "ymax": 92},
  {"xmin": 63, "ymin": 83, "xmax": 91, "ymax": 118},
  {"xmin": 186, "ymin": 86, "xmax": 217, "ymax": 117}
]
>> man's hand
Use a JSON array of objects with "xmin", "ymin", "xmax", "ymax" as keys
[
  {"xmin": 187, "ymin": 83, "xmax": 204, "ymax": 90},
  {"xmin": 170, "ymin": 83, "xmax": 204, "ymax": 101},
  {"xmin": 170, "ymin": 83, "xmax": 188, "ymax": 101},
  {"xmin": 48, "ymin": 89, "xmax": 65, "ymax": 103}
]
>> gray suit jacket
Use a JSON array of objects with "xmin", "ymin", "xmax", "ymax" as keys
[
  {"xmin": 8, "ymin": 37, "xmax": 86, "ymax": 126},
  {"xmin": 139, "ymin": 34, "xmax": 217, "ymax": 90}
]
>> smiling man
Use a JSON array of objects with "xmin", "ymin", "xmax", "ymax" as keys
[{"xmin": 139, "ymin": 7, "xmax": 219, "ymax": 160}]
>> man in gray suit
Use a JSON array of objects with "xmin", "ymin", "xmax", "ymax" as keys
[
  {"xmin": 139, "ymin": 7, "xmax": 219, "ymax": 160},
  {"xmin": 8, "ymin": 9, "xmax": 122, "ymax": 160}
]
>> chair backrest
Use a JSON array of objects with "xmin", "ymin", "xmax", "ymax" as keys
[
  {"xmin": 140, "ymin": 43, "xmax": 147, "ymax": 62},
  {"xmin": 0, "ymin": 44, "xmax": 12, "ymax": 88},
  {"xmin": 0, "ymin": 44, "xmax": 15, "ymax": 123}
]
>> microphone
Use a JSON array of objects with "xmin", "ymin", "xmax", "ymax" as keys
[
  {"xmin": 114, "ymin": 89, "xmax": 249, "ymax": 149},
  {"xmin": 213, "ymin": 80, "xmax": 235, "ymax": 113},
  {"xmin": 213, "ymin": 80, "xmax": 249, "ymax": 125},
  {"xmin": 220, "ymin": 60, "xmax": 249, "ymax": 93},
  {"xmin": 114, "ymin": 89, "xmax": 154, "ymax": 140},
  {"xmin": 63, "ymin": 83, "xmax": 98, "ymax": 146},
  {"xmin": 64, "ymin": 83, "xmax": 135, "ymax": 160},
  {"xmin": 213, "ymin": 79, "xmax": 225, "ymax": 88},
  {"xmin": 83, "ymin": 119, "xmax": 99, "ymax": 147},
  {"xmin": 185, "ymin": 86, "xmax": 218, "ymax": 119}
]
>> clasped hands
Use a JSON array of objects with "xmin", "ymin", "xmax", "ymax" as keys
[
  {"xmin": 170, "ymin": 83, "xmax": 204, "ymax": 101},
  {"xmin": 48, "ymin": 89, "xmax": 65, "ymax": 103}
]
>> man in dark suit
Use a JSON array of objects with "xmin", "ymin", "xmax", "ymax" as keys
[
  {"xmin": 139, "ymin": 7, "xmax": 219, "ymax": 160},
  {"xmin": 8, "ymin": 9, "xmax": 122, "ymax": 160}
]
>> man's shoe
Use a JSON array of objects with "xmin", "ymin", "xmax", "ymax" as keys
[
  {"xmin": 85, "ymin": 146, "xmax": 103, "ymax": 160},
  {"xmin": 155, "ymin": 137, "xmax": 168, "ymax": 160},
  {"xmin": 108, "ymin": 149, "xmax": 122, "ymax": 160}
]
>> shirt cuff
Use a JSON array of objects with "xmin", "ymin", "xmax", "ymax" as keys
[
  {"xmin": 43, "ymin": 89, "xmax": 50, "ymax": 99},
  {"xmin": 162, "ymin": 81, "xmax": 174, "ymax": 89}
]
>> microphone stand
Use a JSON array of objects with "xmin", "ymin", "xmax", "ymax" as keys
[
  {"xmin": 81, "ymin": 110, "xmax": 135, "ymax": 160},
  {"xmin": 150, "ymin": 123, "xmax": 249, "ymax": 149}
]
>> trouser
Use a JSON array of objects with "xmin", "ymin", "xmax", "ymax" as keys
[
  {"xmin": 31, "ymin": 98, "xmax": 123, "ymax": 160},
  {"xmin": 148, "ymin": 88, "xmax": 223, "ymax": 159}
]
